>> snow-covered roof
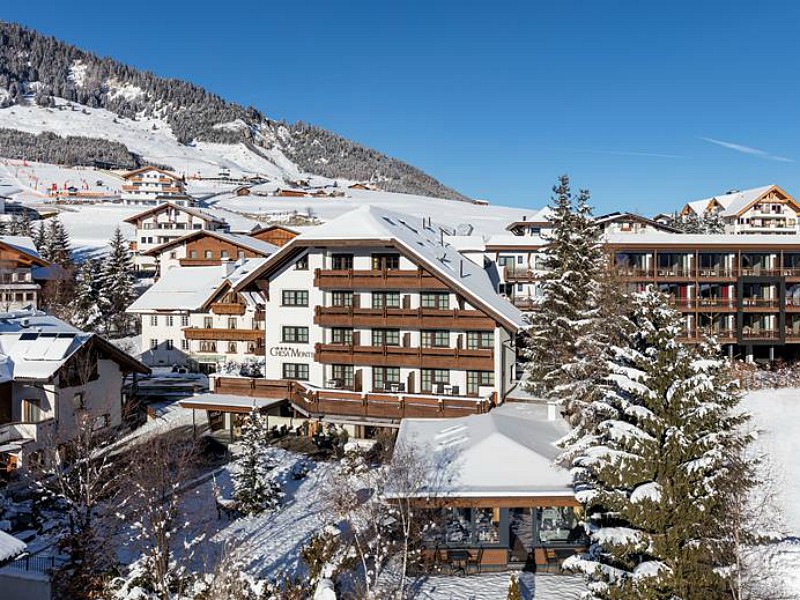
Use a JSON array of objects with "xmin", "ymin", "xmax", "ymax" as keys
[
  {"xmin": 393, "ymin": 402, "xmax": 573, "ymax": 498},
  {"xmin": 0, "ymin": 310, "xmax": 148, "ymax": 380},
  {"xmin": 202, "ymin": 207, "xmax": 260, "ymax": 233},
  {"xmin": 505, "ymin": 206, "xmax": 553, "ymax": 230},
  {"xmin": 127, "ymin": 259, "xmax": 266, "ymax": 312},
  {"xmin": 179, "ymin": 393, "xmax": 284, "ymax": 412},
  {"xmin": 123, "ymin": 202, "xmax": 226, "ymax": 226},
  {"xmin": 142, "ymin": 229, "xmax": 278, "ymax": 258},
  {"xmin": 594, "ymin": 212, "xmax": 682, "ymax": 233},
  {"xmin": 0, "ymin": 529, "xmax": 26, "ymax": 563},
  {"xmin": 683, "ymin": 185, "xmax": 778, "ymax": 217},
  {"xmin": 235, "ymin": 206, "xmax": 525, "ymax": 330},
  {"xmin": 1, "ymin": 236, "xmax": 39, "ymax": 257},
  {"xmin": 484, "ymin": 234, "xmax": 548, "ymax": 249}
]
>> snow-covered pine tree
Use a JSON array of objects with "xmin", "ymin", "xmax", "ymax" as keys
[
  {"xmin": 71, "ymin": 259, "xmax": 102, "ymax": 331},
  {"xmin": 33, "ymin": 220, "xmax": 47, "ymax": 258},
  {"xmin": 97, "ymin": 227, "xmax": 136, "ymax": 335},
  {"xmin": 562, "ymin": 287, "xmax": 752, "ymax": 600},
  {"xmin": 524, "ymin": 175, "xmax": 608, "ymax": 424},
  {"xmin": 45, "ymin": 215, "xmax": 72, "ymax": 267},
  {"xmin": 233, "ymin": 407, "xmax": 281, "ymax": 515}
]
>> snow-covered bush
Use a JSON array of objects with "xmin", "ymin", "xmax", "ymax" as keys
[{"xmin": 232, "ymin": 408, "xmax": 282, "ymax": 515}]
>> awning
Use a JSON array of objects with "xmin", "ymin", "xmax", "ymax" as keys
[
  {"xmin": 179, "ymin": 393, "xmax": 286, "ymax": 414},
  {"xmin": 0, "ymin": 443, "xmax": 23, "ymax": 453}
]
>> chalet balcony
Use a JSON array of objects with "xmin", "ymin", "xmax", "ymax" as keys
[
  {"xmin": 511, "ymin": 297, "xmax": 538, "ymax": 311},
  {"xmin": 211, "ymin": 302, "xmax": 247, "ymax": 316},
  {"xmin": 183, "ymin": 327, "xmax": 264, "ymax": 342},
  {"xmin": 179, "ymin": 258, "xmax": 223, "ymax": 267},
  {"xmin": 212, "ymin": 377, "xmax": 292, "ymax": 398},
  {"xmin": 314, "ymin": 306, "xmax": 496, "ymax": 330},
  {"xmin": 503, "ymin": 266, "xmax": 540, "ymax": 282},
  {"xmin": 314, "ymin": 268, "xmax": 448, "ymax": 290},
  {"xmin": 315, "ymin": 343, "xmax": 494, "ymax": 371}
]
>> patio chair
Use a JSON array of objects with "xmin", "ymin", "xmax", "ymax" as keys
[{"xmin": 465, "ymin": 547, "xmax": 482, "ymax": 573}]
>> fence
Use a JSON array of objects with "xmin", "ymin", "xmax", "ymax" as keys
[{"xmin": 3, "ymin": 553, "xmax": 65, "ymax": 574}]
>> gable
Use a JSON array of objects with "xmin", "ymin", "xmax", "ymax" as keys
[{"xmin": 249, "ymin": 226, "xmax": 298, "ymax": 247}]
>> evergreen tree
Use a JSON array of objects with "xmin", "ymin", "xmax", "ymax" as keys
[
  {"xmin": 97, "ymin": 227, "xmax": 135, "ymax": 334},
  {"xmin": 33, "ymin": 221, "xmax": 47, "ymax": 258},
  {"xmin": 71, "ymin": 259, "xmax": 101, "ymax": 331},
  {"xmin": 232, "ymin": 408, "xmax": 281, "ymax": 515},
  {"xmin": 523, "ymin": 175, "xmax": 609, "ymax": 425},
  {"xmin": 562, "ymin": 287, "xmax": 752, "ymax": 600},
  {"xmin": 45, "ymin": 216, "xmax": 72, "ymax": 268},
  {"xmin": 16, "ymin": 211, "xmax": 34, "ymax": 238},
  {"xmin": 506, "ymin": 572, "xmax": 522, "ymax": 600}
]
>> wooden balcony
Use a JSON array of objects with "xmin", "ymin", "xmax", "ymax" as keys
[
  {"xmin": 254, "ymin": 308, "xmax": 266, "ymax": 321},
  {"xmin": 315, "ymin": 343, "xmax": 494, "ymax": 371},
  {"xmin": 668, "ymin": 298, "xmax": 736, "ymax": 311},
  {"xmin": 741, "ymin": 329, "xmax": 780, "ymax": 340},
  {"xmin": 503, "ymin": 266, "xmax": 540, "ymax": 282},
  {"xmin": 292, "ymin": 383, "xmax": 493, "ymax": 421},
  {"xmin": 739, "ymin": 268, "xmax": 780, "ymax": 277},
  {"xmin": 511, "ymin": 297, "xmax": 537, "ymax": 311},
  {"xmin": 741, "ymin": 298, "xmax": 780, "ymax": 311},
  {"xmin": 314, "ymin": 268, "xmax": 448, "ymax": 290},
  {"xmin": 314, "ymin": 306, "xmax": 496, "ymax": 330},
  {"xmin": 211, "ymin": 302, "xmax": 246, "ymax": 316},
  {"xmin": 213, "ymin": 377, "xmax": 292, "ymax": 399},
  {"xmin": 678, "ymin": 329, "xmax": 736, "ymax": 344},
  {"xmin": 183, "ymin": 327, "xmax": 263, "ymax": 342},
  {"xmin": 179, "ymin": 258, "xmax": 222, "ymax": 267}
]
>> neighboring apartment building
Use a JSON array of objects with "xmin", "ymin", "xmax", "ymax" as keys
[
  {"xmin": 142, "ymin": 229, "xmax": 278, "ymax": 275},
  {"xmin": 226, "ymin": 206, "xmax": 524, "ymax": 429},
  {"xmin": 124, "ymin": 202, "xmax": 231, "ymax": 271},
  {"xmin": 0, "ymin": 236, "xmax": 57, "ymax": 312},
  {"xmin": 680, "ymin": 185, "xmax": 800, "ymax": 234},
  {"xmin": 505, "ymin": 206, "xmax": 554, "ymax": 237},
  {"xmin": 120, "ymin": 167, "xmax": 192, "ymax": 206},
  {"xmin": 128, "ymin": 260, "xmax": 268, "ymax": 372},
  {"xmin": 0, "ymin": 310, "xmax": 149, "ymax": 471},
  {"xmin": 607, "ymin": 232, "xmax": 800, "ymax": 359}
]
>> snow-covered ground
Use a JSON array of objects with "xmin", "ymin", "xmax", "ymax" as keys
[
  {"xmin": 408, "ymin": 572, "xmax": 583, "ymax": 599},
  {"xmin": 55, "ymin": 204, "xmax": 138, "ymax": 255}
]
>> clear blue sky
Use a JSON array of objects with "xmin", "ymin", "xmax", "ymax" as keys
[{"xmin": 3, "ymin": 1, "xmax": 800, "ymax": 213}]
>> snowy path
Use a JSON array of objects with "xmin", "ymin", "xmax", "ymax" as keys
[{"xmin": 408, "ymin": 572, "xmax": 583, "ymax": 599}]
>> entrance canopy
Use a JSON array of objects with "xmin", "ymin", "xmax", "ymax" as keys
[{"xmin": 179, "ymin": 393, "xmax": 286, "ymax": 414}]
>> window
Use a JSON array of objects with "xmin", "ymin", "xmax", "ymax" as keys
[
  {"xmin": 420, "ymin": 292, "xmax": 449, "ymax": 310},
  {"xmin": 330, "ymin": 364, "xmax": 354, "ymax": 389},
  {"xmin": 372, "ymin": 291, "xmax": 401, "ymax": 309},
  {"xmin": 373, "ymin": 367, "xmax": 400, "ymax": 390},
  {"xmin": 149, "ymin": 339, "xmax": 158, "ymax": 349},
  {"xmin": 170, "ymin": 251, "xmax": 177, "ymax": 259},
  {"xmin": 372, "ymin": 329, "xmax": 400, "ymax": 346},
  {"xmin": 331, "ymin": 328, "xmax": 353, "ymax": 345},
  {"xmin": 295, "ymin": 255, "xmax": 309, "ymax": 270},
  {"xmin": 466, "ymin": 331, "xmax": 494, "ymax": 349},
  {"xmin": 23, "ymin": 399, "xmax": 41, "ymax": 423},
  {"xmin": 166, "ymin": 315, "xmax": 174, "ymax": 327},
  {"xmin": 204, "ymin": 317, "xmax": 213, "ymax": 329},
  {"xmin": 282, "ymin": 290, "xmax": 309, "ymax": 306},
  {"xmin": 283, "ymin": 363, "xmax": 309, "ymax": 380},
  {"xmin": 283, "ymin": 326, "xmax": 309, "ymax": 343},
  {"xmin": 331, "ymin": 291, "xmax": 354, "ymax": 307},
  {"xmin": 228, "ymin": 318, "xmax": 237, "ymax": 329},
  {"xmin": 467, "ymin": 371, "xmax": 494, "ymax": 395},
  {"xmin": 421, "ymin": 330, "xmax": 449, "ymax": 348},
  {"xmin": 421, "ymin": 368, "xmax": 450, "ymax": 392},
  {"xmin": 72, "ymin": 393, "xmax": 84, "ymax": 410},
  {"xmin": 199, "ymin": 341, "xmax": 217, "ymax": 353},
  {"xmin": 181, "ymin": 315, "xmax": 189, "ymax": 327},
  {"xmin": 372, "ymin": 253, "xmax": 400, "ymax": 270},
  {"xmin": 536, "ymin": 506, "xmax": 582, "ymax": 546},
  {"xmin": 150, "ymin": 315, "xmax": 158, "ymax": 326},
  {"xmin": 221, "ymin": 250, "xmax": 229, "ymax": 259},
  {"xmin": 189, "ymin": 250, "xmax": 198, "ymax": 259},
  {"xmin": 238, "ymin": 251, "xmax": 246, "ymax": 259},
  {"xmin": 331, "ymin": 253, "xmax": 353, "ymax": 270},
  {"xmin": 166, "ymin": 339, "xmax": 174, "ymax": 350},
  {"xmin": 205, "ymin": 250, "xmax": 214, "ymax": 259},
  {"xmin": 181, "ymin": 339, "xmax": 190, "ymax": 350},
  {"xmin": 227, "ymin": 342, "xmax": 237, "ymax": 354}
]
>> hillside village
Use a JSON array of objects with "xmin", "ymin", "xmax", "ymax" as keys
[{"xmin": 0, "ymin": 154, "xmax": 796, "ymax": 600}]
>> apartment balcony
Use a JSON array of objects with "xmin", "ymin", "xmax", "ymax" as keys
[
  {"xmin": 738, "ymin": 268, "xmax": 780, "ymax": 277},
  {"xmin": 741, "ymin": 329, "xmax": 780, "ymax": 341},
  {"xmin": 314, "ymin": 306, "xmax": 496, "ymax": 330},
  {"xmin": 654, "ymin": 267, "xmax": 695, "ymax": 280},
  {"xmin": 211, "ymin": 302, "xmax": 247, "ymax": 316},
  {"xmin": 678, "ymin": 328, "xmax": 736, "ymax": 343},
  {"xmin": 0, "ymin": 418, "xmax": 55, "ymax": 446},
  {"xmin": 503, "ymin": 266, "xmax": 540, "ymax": 282},
  {"xmin": 314, "ymin": 268, "xmax": 448, "ymax": 290},
  {"xmin": 212, "ymin": 377, "xmax": 292, "ymax": 398},
  {"xmin": 740, "ymin": 298, "xmax": 780, "ymax": 311},
  {"xmin": 183, "ymin": 327, "xmax": 263, "ymax": 342},
  {"xmin": 510, "ymin": 297, "xmax": 538, "ymax": 311},
  {"xmin": 315, "ymin": 343, "xmax": 495, "ymax": 371}
]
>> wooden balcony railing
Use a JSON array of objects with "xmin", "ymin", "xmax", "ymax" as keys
[
  {"xmin": 739, "ymin": 268, "xmax": 780, "ymax": 277},
  {"xmin": 678, "ymin": 328, "xmax": 737, "ymax": 343},
  {"xmin": 183, "ymin": 327, "xmax": 263, "ymax": 342},
  {"xmin": 179, "ymin": 258, "xmax": 223, "ymax": 267},
  {"xmin": 211, "ymin": 302, "xmax": 247, "ymax": 316},
  {"xmin": 741, "ymin": 329, "xmax": 780, "ymax": 340},
  {"xmin": 314, "ymin": 306, "xmax": 496, "ymax": 330},
  {"xmin": 315, "ymin": 343, "xmax": 494, "ymax": 371},
  {"xmin": 212, "ymin": 377, "xmax": 292, "ymax": 398},
  {"xmin": 503, "ymin": 266, "xmax": 540, "ymax": 282},
  {"xmin": 511, "ymin": 297, "xmax": 538, "ymax": 311},
  {"xmin": 740, "ymin": 298, "xmax": 779, "ymax": 309},
  {"xmin": 314, "ymin": 268, "xmax": 448, "ymax": 290}
]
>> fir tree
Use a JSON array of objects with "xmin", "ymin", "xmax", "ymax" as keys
[
  {"xmin": 71, "ymin": 259, "xmax": 101, "ymax": 331},
  {"xmin": 524, "ymin": 175, "xmax": 609, "ymax": 425},
  {"xmin": 233, "ymin": 408, "xmax": 281, "ymax": 515},
  {"xmin": 506, "ymin": 572, "xmax": 522, "ymax": 600},
  {"xmin": 97, "ymin": 227, "xmax": 136, "ymax": 335},
  {"xmin": 33, "ymin": 221, "xmax": 47, "ymax": 258},
  {"xmin": 45, "ymin": 215, "xmax": 72, "ymax": 268},
  {"xmin": 562, "ymin": 287, "xmax": 752, "ymax": 600}
]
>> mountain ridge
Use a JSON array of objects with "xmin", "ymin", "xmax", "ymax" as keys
[{"xmin": 0, "ymin": 22, "xmax": 468, "ymax": 200}]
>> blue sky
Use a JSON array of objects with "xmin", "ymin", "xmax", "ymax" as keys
[{"xmin": 4, "ymin": 1, "xmax": 800, "ymax": 213}]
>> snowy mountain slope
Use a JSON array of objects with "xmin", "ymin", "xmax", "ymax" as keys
[{"xmin": 0, "ymin": 22, "xmax": 467, "ymax": 200}]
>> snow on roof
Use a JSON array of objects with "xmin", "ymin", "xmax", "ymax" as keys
[
  {"xmin": 286, "ymin": 206, "xmax": 524, "ymax": 329},
  {"xmin": 123, "ymin": 202, "xmax": 226, "ymax": 226},
  {"xmin": 1, "ymin": 236, "xmax": 39, "ymax": 257},
  {"xmin": 505, "ymin": 206, "xmax": 553, "ymax": 229},
  {"xmin": 143, "ymin": 229, "xmax": 278, "ymax": 258},
  {"xmin": 178, "ymin": 393, "xmax": 284, "ymax": 412},
  {"xmin": 683, "ymin": 185, "xmax": 776, "ymax": 217},
  {"xmin": 128, "ymin": 259, "xmax": 265, "ymax": 312},
  {"xmin": 202, "ymin": 207, "xmax": 260, "ymax": 233},
  {"xmin": 394, "ymin": 402, "xmax": 573, "ymax": 498},
  {"xmin": 605, "ymin": 231, "xmax": 800, "ymax": 247},
  {"xmin": 442, "ymin": 235, "xmax": 487, "ymax": 253},
  {"xmin": 484, "ymin": 234, "xmax": 548, "ymax": 248},
  {"xmin": 0, "ymin": 529, "xmax": 26, "ymax": 563}
]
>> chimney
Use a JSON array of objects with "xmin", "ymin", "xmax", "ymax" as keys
[
  {"xmin": 221, "ymin": 258, "xmax": 235, "ymax": 276},
  {"xmin": 20, "ymin": 317, "xmax": 29, "ymax": 328}
]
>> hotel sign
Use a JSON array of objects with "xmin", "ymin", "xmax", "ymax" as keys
[{"xmin": 269, "ymin": 346, "xmax": 314, "ymax": 358}]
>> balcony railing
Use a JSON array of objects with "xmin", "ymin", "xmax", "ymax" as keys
[
  {"xmin": 740, "ymin": 298, "xmax": 779, "ymax": 309},
  {"xmin": 314, "ymin": 268, "xmax": 448, "ymax": 290},
  {"xmin": 210, "ymin": 302, "xmax": 247, "ymax": 316},
  {"xmin": 678, "ymin": 328, "xmax": 736, "ymax": 343},
  {"xmin": 315, "ymin": 343, "xmax": 494, "ymax": 371},
  {"xmin": 503, "ymin": 266, "xmax": 540, "ymax": 282},
  {"xmin": 314, "ymin": 306, "xmax": 496, "ymax": 330},
  {"xmin": 183, "ymin": 327, "xmax": 263, "ymax": 342},
  {"xmin": 741, "ymin": 329, "xmax": 780, "ymax": 340}
]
